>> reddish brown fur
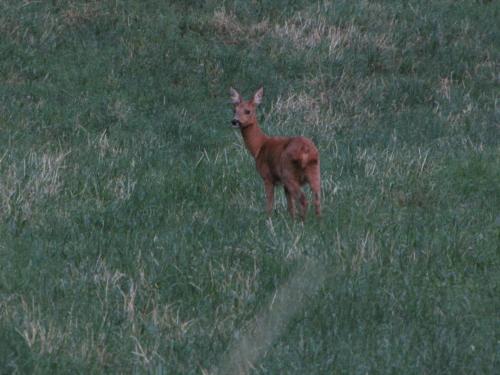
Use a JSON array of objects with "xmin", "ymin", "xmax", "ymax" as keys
[{"xmin": 230, "ymin": 87, "xmax": 321, "ymax": 220}]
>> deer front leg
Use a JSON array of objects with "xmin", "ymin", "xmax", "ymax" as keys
[{"xmin": 264, "ymin": 180, "xmax": 275, "ymax": 216}]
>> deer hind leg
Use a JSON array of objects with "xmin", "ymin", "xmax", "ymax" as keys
[
  {"xmin": 298, "ymin": 189, "xmax": 308, "ymax": 220},
  {"xmin": 306, "ymin": 163, "xmax": 321, "ymax": 217},
  {"xmin": 284, "ymin": 181, "xmax": 307, "ymax": 221},
  {"xmin": 284, "ymin": 186, "xmax": 295, "ymax": 219}
]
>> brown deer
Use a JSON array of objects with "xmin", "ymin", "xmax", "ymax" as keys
[{"xmin": 230, "ymin": 87, "xmax": 321, "ymax": 220}]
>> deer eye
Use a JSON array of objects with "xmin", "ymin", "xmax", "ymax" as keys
[{"xmin": 244, "ymin": 109, "xmax": 251, "ymax": 115}]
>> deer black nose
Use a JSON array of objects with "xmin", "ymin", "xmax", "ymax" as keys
[{"xmin": 231, "ymin": 119, "xmax": 240, "ymax": 126}]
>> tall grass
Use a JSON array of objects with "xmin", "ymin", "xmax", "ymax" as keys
[{"xmin": 1, "ymin": 0, "xmax": 498, "ymax": 373}]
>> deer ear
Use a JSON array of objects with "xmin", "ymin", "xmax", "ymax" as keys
[
  {"xmin": 253, "ymin": 87, "xmax": 264, "ymax": 105},
  {"xmin": 230, "ymin": 87, "xmax": 242, "ymax": 104}
]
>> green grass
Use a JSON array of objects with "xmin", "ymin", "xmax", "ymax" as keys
[{"xmin": 1, "ymin": 0, "xmax": 499, "ymax": 373}]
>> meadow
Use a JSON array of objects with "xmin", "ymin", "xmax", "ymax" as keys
[{"xmin": 0, "ymin": 0, "xmax": 499, "ymax": 373}]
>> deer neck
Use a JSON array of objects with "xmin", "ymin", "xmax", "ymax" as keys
[{"xmin": 241, "ymin": 121, "xmax": 267, "ymax": 159}]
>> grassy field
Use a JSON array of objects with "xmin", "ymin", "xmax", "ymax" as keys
[{"xmin": 1, "ymin": 0, "xmax": 499, "ymax": 373}]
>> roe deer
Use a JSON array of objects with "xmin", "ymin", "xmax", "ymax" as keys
[{"xmin": 230, "ymin": 87, "xmax": 321, "ymax": 220}]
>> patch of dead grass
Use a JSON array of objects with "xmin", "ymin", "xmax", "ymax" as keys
[
  {"xmin": 263, "ymin": 89, "xmax": 334, "ymax": 133},
  {"xmin": 272, "ymin": 7, "xmax": 395, "ymax": 58},
  {"xmin": 0, "ymin": 150, "xmax": 69, "ymax": 221},
  {"xmin": 273, "ymin": 13, "xmax": 359, "ymax": 57},
  {"xmin": 61, "ymin": 1, "xmax": 104, "ymax": 26},
  {"xmin": 209, "ymin": 8, "xmax": 270, "ymax": 44},
  {"xmin": 271, "ymin": 91, "xmax": 321, "ymax": 123}
]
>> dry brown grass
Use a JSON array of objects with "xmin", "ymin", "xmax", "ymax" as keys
[
  {"xmin": 272, "ymin": 6, "xmax": 395, "ymax": 59},
  {"xmin": 0, "ymin": 150, "xmax": 69, "ymax": 221},
  {"xmin": 61, "ymin": 1, "xmax": 104, "ymax": 26},
  {"xmin": 210, "ymin": 8, "xmax": 270, "ymax": 44},
  {"xmin": 272, "ymin": 12, "xmax": 359, "ymax": 57},
  {"xmin": 269, "ymin": 91, "xmax": 323, "ymax": 127},
  {"xmin": 264, "ymin": 80, "xmax": 353, "ymax": 132}
]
